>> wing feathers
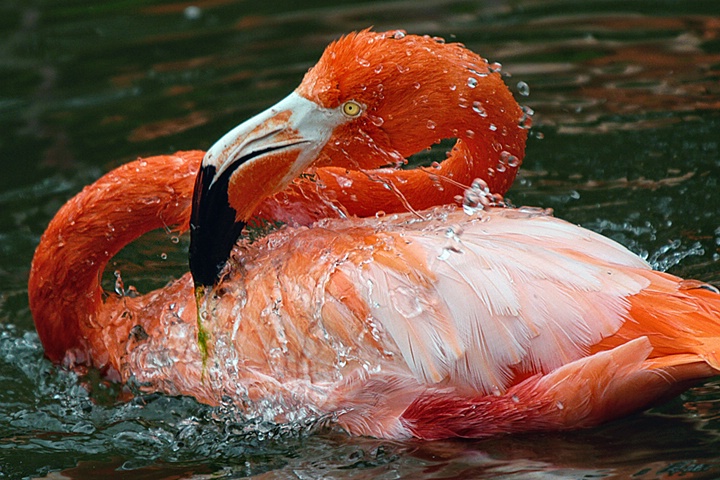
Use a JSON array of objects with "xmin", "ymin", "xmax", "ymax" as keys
[{"xmin": 351, "ymin": 209, "xmax": 654, "ymax": 393}]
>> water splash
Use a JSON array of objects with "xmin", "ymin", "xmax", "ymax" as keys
[
  {"xmin": 647, "ymin": 240, "xmax": 705, "ymax": 272},
  {"xmin": 461, "ymin": 178, "xmax": 504, "ymax": 214}
]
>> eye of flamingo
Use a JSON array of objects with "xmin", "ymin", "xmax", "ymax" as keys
[{"xmin": 342, "ymin": 100, "xmax": 363, "ymax": 117}]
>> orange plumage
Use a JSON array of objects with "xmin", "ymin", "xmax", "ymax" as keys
[{"xmin": 28, "ymin": 30, "xmax": 720, "ymax": 439}]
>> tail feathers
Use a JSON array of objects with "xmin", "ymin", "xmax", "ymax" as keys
[
  {"xmin": 595, "ymin": 270, "xmax": 720, "ymax": 371},
  {"xmin": 29, "ymin": 151, "xmax": 203, "ymax": 364},
  {"xmin": 401, "ymin": 337, "xmax": 714, "ymax": 440}
]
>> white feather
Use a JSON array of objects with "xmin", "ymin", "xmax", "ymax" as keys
[{"xmin": 347, "ymin": 208, "xmax": 650, "ymax": 394}]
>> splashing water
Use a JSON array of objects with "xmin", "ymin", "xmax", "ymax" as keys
[
  {"xmin": 461, "ymin": 178, "xmax": 504, "ymax": 214},
  {"xmin": 647, "ymin": 240, "xmax": 705, "ymax": 272}
]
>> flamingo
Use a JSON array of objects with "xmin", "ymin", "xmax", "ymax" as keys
[{"xmin": 29, "ymin": 30, "xmax": 720, "ymax": 440}]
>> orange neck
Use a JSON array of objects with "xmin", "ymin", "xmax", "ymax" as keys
[{"xmin": 28, "ymin": 152, "xmax": 202, "ymax": 364}]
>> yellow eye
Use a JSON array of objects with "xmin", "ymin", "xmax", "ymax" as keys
[{"xmin": 342, "ymin": 101, "xmax": 362, "ymax": 117}]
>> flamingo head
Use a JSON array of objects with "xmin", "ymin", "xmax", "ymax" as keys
[{"xmin": 190, "ymin": 29, "xmax": 526, "ymax": 287}]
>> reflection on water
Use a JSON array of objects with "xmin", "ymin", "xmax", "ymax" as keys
[{"xmin": 1, "ymin": 0, "xmax": 720, "ymax": 478}]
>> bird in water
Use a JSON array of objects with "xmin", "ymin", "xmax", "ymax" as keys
[{"xmin": 29, "ymin": 30, "xmax": 720, "ymax": 439}]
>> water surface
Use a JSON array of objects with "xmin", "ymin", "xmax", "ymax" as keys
[{"xmin": 1, "ymin": 0, "xmax": 720, "ymax": 478}]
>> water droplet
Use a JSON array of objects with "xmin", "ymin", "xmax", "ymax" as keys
[
  {"xmin": 462, "ymin": 178, "xmax": 493, "ymax": 213},
  {"xmin": 412, "ymin": 82, "xmax": 421, "ymax": 89},
  {"xmin": 375, "ymin": 210, "xmax": 386, "ymax": 218},
  {"xmin": 432, "ymin": 36, "xmax": 445, "ymax": 44},
  {"xmin": 501, "ymin": 151, "xmax": 520, "ymax": 168},
  {"xmin": 160, "ymin": 252, "xmax": 168, "ymax": 260},
  {"xmin": 491, "ymin": 385, "xmax": 502, "ymax": 396},
  {"xmin": 519, "ymin": 105, "xmax": 534, "ymax": 129},
  {"xmin": 489, "ymin": 61, "xmax": 502, "ymax": 73},
  {"xmin": 489, "ymin": 124, "xmax": 498, "ymax": 131},
  {"xmin": 534, "ymin": 131, "xmax": 545, "ymax": 140},
  {"xmin": 518, "ymin": 206, "xmax": 554, "ymax": 217},
  {"xmin": 496, "ymin": 162, "xmax": 506, "ymax": 173},
  {"xmin": 171, "ymin": 235, "xmax": 180, "ymax": 244},
  {"xmin": 556, "ymin": 401, "xmax": 564, "ymax": 410},
  {"xmin": 467, "ymin": 77, "xmax": 478, "ymax": 88},
  {"xmin": 445, "ymin": 225, "xmax": 464, "ymax": 239},
  {"xmin": 114, "ymin": 270, "xmax": 125, "ymax": 296},
  {"xmin": 517, "ymin": 81, "xmax": 530, "ymax": 96},
  {"xmin": 426, "ymin": 120, "xmax": 436, "ymax": 130},
  {"xmin": 468, "ymin": 67, "xmax": 488, "ymax": 78},
  {"xmin": 184, "ymin": 5, "xmax": 202, "ymax": 20},
  {"xmin": 373, "ymin": 64, "xmax": 383, "ymax": 74},
  {"xmin": 431, "ymin": 161, "xmax": 441, "ymax": 169},
  {"xmin": 511, "ymin": 395, "xmax": 520, "ymax": 403},
  {"xmin": 397, "ymin": 64, "xmax": 409, "ymax": 73},
  {"xmin": 338, "ymin": 176, "xmax": 353, "ymax": 188},
  {"xmin": 465, "ymin": 129, "xmax": 475, "ymax": 138},
  {"xmin": 449, "ymin": 84, "xmax": 457, "ymax": 91},
  {"xmin": 458, "ymin": 97, "xmax": 469, "ymax": 108},
  {"xmin": 472, "ymin": 101, "xmax": 487, "ymax": 117},
  {"xmin": 357, "ymin": 57, "xmax": 370, "ymax": 67},
  {"xmin": 392, "ymin": 30, "xmax": 406, "ymax": 39},
  {"xmin": 370, "ymin": 115, "xmax": 384, "ymax": 127},
  {"xmin": 390, "ymin": 286, "xmax": 424, "ymax": 318}
]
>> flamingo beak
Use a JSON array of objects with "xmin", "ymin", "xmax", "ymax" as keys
[{"xmin": 189, "ymin": 92, "xmax": 343, "ymax": 288}]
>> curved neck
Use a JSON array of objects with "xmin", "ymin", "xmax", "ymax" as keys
[
  {"xmin": 28, "ymin": 151, "xmax": 202, "ymax": 364},
  {"xmin": 273, "ymin": 72, "xmax": 527, "ymax": 221},
  {"xmin": 405, "ymin": 69, "xmax": 528, "ymax": 195}
]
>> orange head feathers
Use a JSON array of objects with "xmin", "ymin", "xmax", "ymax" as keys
[
  {"xmin": 189, "ymin": 29, "xmax": 526, "ymax": 288},
  {"xmin": 300, "ymin": 30, "xmax": 524, "ymax": 168}
]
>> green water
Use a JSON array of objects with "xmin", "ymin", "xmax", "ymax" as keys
[{"xmin": 1, "ymin": 0, "xmax": 720, "ymax": 478}]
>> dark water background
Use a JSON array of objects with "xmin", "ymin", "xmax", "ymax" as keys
[{"xmin": 1, "ymin": 0, "xmax": 720, "ymax": 478}]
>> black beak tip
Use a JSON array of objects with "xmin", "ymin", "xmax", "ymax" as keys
[{"xmin": 189, "ymin": 164, "xmax": 246, "ymax": 288}]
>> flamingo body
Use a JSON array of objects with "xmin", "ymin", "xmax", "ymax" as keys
[
  {"xmin": 28, "ymin": 31, "xmax": 720, "ymax": 439},
  {"xmin": 29, "ymin": 154, "xmax": 720, "ymax": 439}
]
